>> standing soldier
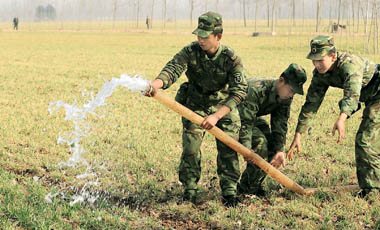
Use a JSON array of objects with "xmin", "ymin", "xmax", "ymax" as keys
[
  {"xmin": 13, "ymin": 17, "xmax": 19, "ymax": 30},
  {"xmin": 146, "ymin": 16, "xmax": 151, "ymax": 29},
  {"xmin": 237, "ymin": 64, "xmax": 307, "ymax": 196},
  {"xmin": 287, "ymin": 35, "xmax": 380, "ymax": 197},
  {"xmin": 145, "ymin": 12, "xmax": 247, "ymax": 207}
]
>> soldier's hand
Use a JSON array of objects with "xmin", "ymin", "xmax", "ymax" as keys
[
  {"xmin": 286, "ymin": 132, "xmax": 302, "ymax": 161},
  {"xmin": 144, "ymin": 79, "xmax": 163, "ymax": 97},
  {"xmin": 200, "ymin": 114, "xmax": 219, "ymax": 130},
  {"xmin": 270, "ymin": 151, "xmax": 286, "ymax": 168},
  {"xmin": 332, "ymin": 114, "xmax": 347, "ymax": 143},
  {"xmin": 143, "ymin": 85, "xmax": 157, "ymax": 97}
]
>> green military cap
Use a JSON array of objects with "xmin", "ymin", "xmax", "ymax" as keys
[
  {"xmin": 281, "ymin": 63, "xmax": 307, "ymax": 95},
  {"xmin": 306, "ymin": 35, "xmax": 335, "ymax": 60},
  {"xmin": 192, "ymin": 12, "xmax": 223, "ymax": 38}
]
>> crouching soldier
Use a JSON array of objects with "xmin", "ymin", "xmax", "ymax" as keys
[
  {"xmin": 287, "ymin": 35, "xmax": 380, "ymax": 197},
  {"xmin": 237, "ymin": 63, "xmax": 307, "ymax": 196}
]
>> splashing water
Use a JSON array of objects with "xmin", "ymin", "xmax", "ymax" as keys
[{"xmin": 48, "ymin": 74, "xmax": 150, "ymax": 205}]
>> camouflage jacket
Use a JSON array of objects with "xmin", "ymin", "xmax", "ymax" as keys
[
  {"xmin": 296, "ymin": 51, "xmax": 378, "ymax": 134},
  {"xmin": 156, "ymin": 41, "xmax": 247, "ymax": 110},
  {"xmin": 238, "ymin": 79, "xmax": 292, "ymax": 152}
]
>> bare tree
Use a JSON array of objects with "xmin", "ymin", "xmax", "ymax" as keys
[
  {"xmin": 271, "ymin": 0, "xmax": 276, "ymax": 33},
  {"xmin": 136, "ymin": 0, "xmax": 140, "ymax": 29},
  {"xmin": 243, "ymin": 0, "xmax": 247, "ymax": 27},
  {"xmin": 329, "ymin": 0, "xmax": 333, "ymax": 27},
  {"xmin": 365, "ymin": 0, "xmax": 370, "ymax": 34},
  {"xmin": 292, "ymin": 0, "xmax": 296, "ymax": 26},
  {"xmin": 254, "ymin": 0, "xmax": 259, "ymax": 32},
  {"xmin": 162, "ymin": 0, "xmax": 166, "ymax": 29},
  {"xmin": 337, "ymin": 0, "xmax": 342, "ymax": 26},
  {"xmin": 316, "ymin": 0, "xmax": 321, "ymax": 32},
  {"xmin": 302, "ymin": 0, "xmax": 305, "ymax": 32},
  {"xmin": 356, "ymin": 0, "xmax": 361, "ymax": 33},
  {"xmin": 267, "ymin": 0, "xmax": 270, "ymax": 27},
  {"xmin": 190, "ymin": 0, "xmax": 194, "ymax": 26},
  {"xmin": 112, "ymin": 0, "xmax": 118, "ymax": 29},
  {"xmin": 151, "ymin": 0, "xmax": 155, "ymax": 29},
  {"xmin": 352, "ymin": 0, "xmax": 355, "ymax": 29}
]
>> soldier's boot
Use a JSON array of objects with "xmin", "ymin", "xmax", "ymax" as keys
[
  {"xmin": 237, "ymin": 183, "xmax": 266, "ymax": 197},
  {"xmin": 238, "ymin": 162, "xmax": 267, "ymax": 197},
  {"xmin": 356, "ymin": 188, "xmax": 379, "ymax": 198},
  {"xmin": 183, "ymin": 189, "xmax": 197, "ymax": 204},
  {"xmin": 222, "ymin": 195, "xmax": 240, "ymax": 207}
]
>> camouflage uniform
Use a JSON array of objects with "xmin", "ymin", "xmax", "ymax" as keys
[
  {"xmin": 155, "ymin": 12, "xmax": 247, "ymax": 198},
  {"xmin": 297, "ymin": 35, "xmax": 380, "ymax": 191},
  {"xmin": 238, "ymin": 64, "xmax": 307, "ymax": 193}
]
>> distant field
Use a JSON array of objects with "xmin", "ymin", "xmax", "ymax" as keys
[{"xmin": 0, "ymin": 23, "xmax": 379, "ymax": 229}]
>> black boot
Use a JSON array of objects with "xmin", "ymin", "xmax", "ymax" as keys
[
  {"xmin": 183, "ymin": 189, "xmax": 197, "ymax": 204},
  {"xmin": 237, "ymin": 183, "xmax": 266, "ymax": 197},
  {"xmin": 222, "ymin": 195, "xmax": 240, "ymax": 207}
]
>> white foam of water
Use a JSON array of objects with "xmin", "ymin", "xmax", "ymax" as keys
[{"xmin": 49, "ymin": 74, "xmax": 150, "ymax": 206}]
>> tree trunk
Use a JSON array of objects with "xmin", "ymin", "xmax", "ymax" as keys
[
  {"xmin": 267, "ymin": 0, "xmax": 270, "ymax": 27},
  {"xmin": 352, "ymin": 0, "xmax": 355, "ymax": 29},
  {"xmin": 316, "ymin": 0, "xmax": 321, "ymax": 32},
  {"xmin": 271, "ymin": 0, "xmax": 276, "ymax": 33},
  {"xmin": 190, "ymin": 0, "xmax": 194, "ymax": 26},
  {"xmin": 243, "ymin": 0, "xmax": 247, "ymax": 27},
  {"xmin": 292, "ymin": 0, "xmax": 296, "ymax": 26},
  {"xmin": 357, "ymin": 0, "xmax": 361, "ymax": 33},
  {"xmin": 162, "ymin": 0, "xmax": 166, "ymax": 29},
  {"xmin": 136, "ymin": 0, "xmax": 140, "ymax": 29},
  {"xmin": 302, "ymin": 0, "xmax": 305, "ymax": 32},
  {"xmin": 329, "ymin": 0, "xmax": 332, "ymax": 28},
  {"xmin": 112, "ymin": 0, "xmax": 118, "ymax": 29},
  {"xmin": 375, "ymin": 0, "xmax": 379, "ymax": 54},
  {"xmin": 151, "ymin": 0, "xmax": 154, "ymax": 29},
  {"xmin": 337, "ymin": 0, "xmax": 342, "ymax": 26},
  {"xmin": 365, "ymin": 0, "xmax": 370, "ymax": 34},
  {"xmin": 254, "ymin": 0, "xmax": 258, "ymax": 32}
]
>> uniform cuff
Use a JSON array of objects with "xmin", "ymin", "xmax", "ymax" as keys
[{"xmin": 156, "ymin": 73, "xmax": 170, "ymax": 89}]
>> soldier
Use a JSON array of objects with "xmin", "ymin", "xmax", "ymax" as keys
[
  {"xmin": 146, "ymin": 16, "xmax": 151, "ymax": 30},
  {"xmin": 13, "ymin": 17, "xmax": 19, "ymax": 30},
  {"xmin": 287, "ymin": 35, "xmax": 380, "ymax": 197},
  {"xmin": 237, "ymin": 64, "xmax": 307, "ymax": 196},
  {"xmin": 145, "ymin": 12, "xmax": 247, "ymax": 207}
]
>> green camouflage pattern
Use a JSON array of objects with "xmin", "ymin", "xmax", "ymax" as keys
[
  {"xmin": 157, "ymin": 41, "xmax": 247, "ymax": 110},
  {"xmin": 192, "ymin": 12, "xmax": 223, "ymax": 38},
  {"xmin": 356, "ymin": 97, "xmax": 380, "ymax": 190},
  {"xmin": 296, "ymin": 51, "xmax": 377, "ymax": 134},
  {"xmin": 239, "ymin": 117, "xmax": 273, "ymax": 192},
  {"xmin": 281, "ymin": 63, "xmax": 307, "ymax": 95},
  {"xmin": 157, "ymin": 41, "xmax": 247, "ymax": 197},
  {"xmin": 306, "ymin": 35, "xmax": 335, "ymax": 60},
  {"xmin": 178, "ymin": 98, "xmax": 241, "ymax": 197},
  {"xmin": 238, "ymin": 78, "xmax": 294, "ymax": 192},
  {"xmin": 239, "ymin": 78, "xmax": 292, "ymax": 152},
  {"xmin": 297, "ymin": 50, "xmax": 380, "ymax": 190}
]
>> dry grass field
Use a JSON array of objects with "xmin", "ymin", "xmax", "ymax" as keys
[{"xmin": 0, "ymin": 20, "xmax": 379, "ymax": 229}]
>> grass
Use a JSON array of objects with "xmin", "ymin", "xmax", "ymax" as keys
[{"xmin": 0, "ymin": 22, "xmax": 380, "ymax": 229}]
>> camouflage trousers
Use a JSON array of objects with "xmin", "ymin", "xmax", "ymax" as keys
[
  {"xmin": 238, "ymin": 118, "xmax": 275, "ymax": 192},
  {"xmin": 178, "ymin": 97, "xmax": 241, "ymax": 197},
  {"xmin": 355, "ymin": 97, "xmax": 380, "ymax": 190}
]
